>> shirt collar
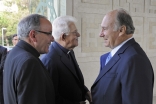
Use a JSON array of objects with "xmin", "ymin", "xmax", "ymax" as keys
[
  {"xmin": 55, "ymin": 41, "xmax": 70, "ymax": 54},
  {"xmin": 111, "ymin": 37, "xmax": 133, "ymax": 57},
  {"xmin": 16, "ymin": 40, "xmax": 40, "ymax": 58}
]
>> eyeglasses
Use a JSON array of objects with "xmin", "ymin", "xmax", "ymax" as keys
[
  {"xmin": 35, "ymin": 30, "xmax": 52, "ymax": 36},
  {"xmin": 69, "ymin": 31, "xmax": 79, "ymax": 36}
]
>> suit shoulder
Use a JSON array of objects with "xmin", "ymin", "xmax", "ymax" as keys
[
  {"xmin": 101, "ymin": 52, "xmax": 109, "ymax": 58},
  {"xmin": 40, "ymin": 49, "xmax": 60, "ymax": 66},
  {"xmin": 0, "ymin": 46, "xmax": 7, "ymax": 51},
  {"xmin": 7, "ymin": 49, "xmax": 37, "ymax": 64},
  {"xmin": 41, "ymin": 49, "xmax": 59, "ymax": 60}
]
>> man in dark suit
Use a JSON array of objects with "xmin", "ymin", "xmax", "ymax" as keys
[
  {"xmin": 0, "ymin": 46, "xmax": 7, "ymax": 104},
  {"xmin": 41, "ymin": 15, "xmax": 92, "ymax": 104},
  {"xmin": 3, "ymin": 14, "xmax": 55, "ymax": 104},
  {"xmin": 91, "ymin": 8, "xmax": 154, "ymax": 104}
]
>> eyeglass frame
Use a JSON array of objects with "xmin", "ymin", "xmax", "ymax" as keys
[
  {"xmin": 65, "ymin": 31, "xmax": 79, "ymax": 36},
  {"xmin": 35, "ymin": 30, "xmax": 52, "ymax": 36}
]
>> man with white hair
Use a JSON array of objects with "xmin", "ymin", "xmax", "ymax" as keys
[{"xmin": 41, "ymin": 15, "xmax": 92, "ymax": 104}]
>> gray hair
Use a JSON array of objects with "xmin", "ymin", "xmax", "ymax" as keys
[
  {"xmin": 17, "ymin": 14, "xmax": 47, "ymax": 40},
  {"xmin": 114, "ymin": 8, "xmax": 135, "ymax": 34},
  {"xmin": 52, "ymin": 15, "xmax": 77, "ymax": 40}
]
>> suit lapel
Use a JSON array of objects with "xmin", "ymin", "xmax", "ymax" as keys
[
  {"xmin": 94, "ymin": 54, "xmax": 120, "ymax": 85},
  {"xmin": 60, "ymin": 55, "xmax": 79, "ymax": 79},
  {"xmin": 92, "ymin": 38, "xmax": 136, "ymax": 86},
  {"xmin": 70, "ymin": 51, "xmax": 84, "ymax": 83},
  {"xmin": 52, "ymin": 42, "xmax": 80, "ymax": 81}
]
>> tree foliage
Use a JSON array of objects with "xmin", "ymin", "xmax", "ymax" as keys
[
  {"xmin": 0, "ymin": 0, "xmax": 30, "ymax": 35},
  {"xmin": 0, "ymin": 0, "xmax": 29, "ymax": 45},
  {"xmin": 0, "ymin": 0, "xmax": 49, "ymax": 46}
]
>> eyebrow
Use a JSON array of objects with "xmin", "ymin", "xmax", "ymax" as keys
[{"xmin": 102, "ymin": 27, "xmax": 108, "ymax": 29}]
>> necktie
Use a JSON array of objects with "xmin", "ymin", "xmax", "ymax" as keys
[{"xmin": 105, "ymin": 53, "xmax": 112, "ymax": 65}]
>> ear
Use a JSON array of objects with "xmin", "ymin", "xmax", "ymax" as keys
[
  {"xmin": 28, "ymin": 30, "xmax": 37, "ymax": 42},
  {"xmin": 119, "ymin": 25, "xmax": 126, "ymax": 36},
  {"xmin": 60, "ymin": 33, "xmax": 66, "ymax": 41}
]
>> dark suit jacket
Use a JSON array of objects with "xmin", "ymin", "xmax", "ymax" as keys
[
  {"xmin": 41, "ymin": 41, "xmax": 88, "ymax": 104},
  {"xmin": 0, "ymin": 46, "xmax": 7, "ymax": 104},
  {"xmin": 3, "ymin": 40, "xmax": 55, "ymax": 104},
  {"xmin": 91, "ymin": 38, "xmax": 154, "ymax": 104}
]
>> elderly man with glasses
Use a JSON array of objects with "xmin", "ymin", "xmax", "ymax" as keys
[{"xmin": 3, "ymin": 14, "xmax": 55, "ymax": 104}]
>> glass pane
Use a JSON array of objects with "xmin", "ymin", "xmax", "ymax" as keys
[{"xmin": 28, "ymin": 0, "xmax": 57, "ymax": 22}]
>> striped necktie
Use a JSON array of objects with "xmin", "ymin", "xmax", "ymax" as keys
[{"xmin": 105, "ymin": 53, "xmax": 112, "ymax": 65}]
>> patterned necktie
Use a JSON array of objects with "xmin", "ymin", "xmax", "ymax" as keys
[{"xmin": 105, "ymin": 53, "xmax": 112, "ymax": 65}]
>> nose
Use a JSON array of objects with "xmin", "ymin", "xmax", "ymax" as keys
[
  {"xmin": 99, "ymin": 29, "xmax": 104, "ymax": 37},
  {"xmin": 77, "ymin": 32, "xmax": 80, "ymax": 37},
  {"xmin": 50, "ymin": 35, "xmax": 54, "ymax": 42}
]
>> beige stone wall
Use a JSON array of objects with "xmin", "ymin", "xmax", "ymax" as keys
[{"xmin": 61, "ymin": 0, "xmax": 156, "ymax": 103}]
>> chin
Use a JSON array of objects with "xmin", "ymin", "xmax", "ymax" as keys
[
  {"xmin": 104, "ymin": 44, "xmax": 109, "ymax": 47},
  {"xmin": 75, "ymin": 43, "xmax": 78, "ymax": 46},
  {"xmin": 41, "ymin": 50, "xmax": 49, "ymax": 54},
  {"xmin": 45, "ymin": 50, "xmax": 49, "ymax": 53}
]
